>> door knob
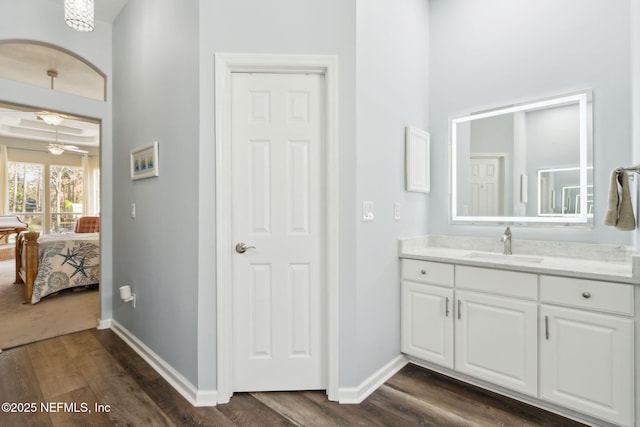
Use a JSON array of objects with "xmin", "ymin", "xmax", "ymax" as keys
[{"xmin": 235, "ymin": 242, "xmax": 256, "ymax": 254}]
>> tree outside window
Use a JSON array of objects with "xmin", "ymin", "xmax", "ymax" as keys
[
  {"xmin": 50, "ymin": 165, "xmax": 83, "ymax": 233},
  {"xmin": 8, "ymin": 162, "xmax": 44, "ymax": 233}
]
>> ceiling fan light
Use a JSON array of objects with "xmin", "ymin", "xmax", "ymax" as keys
[
  {"xmin": 48, "ymin": 144, "xmax": 65, "ymax": 155},
  {"xmin": 64, "ymin": 0, "xmax": 95, "ymax": 32},
  {"xmin": 39, "ymin": 113, "xmax": 64, "ymax": 126}
]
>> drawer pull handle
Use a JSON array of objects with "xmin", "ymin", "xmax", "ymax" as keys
[
  {"xmin": 582, "ymin": 292, "xmax": 591, "ymax": 299},
  {"xmin": 445, "ymin": 297, "xmax": 450, "ymax": 317},
  {"xmin": 420, "ymin": 269, "xmax": 427, "ymax": 275}
]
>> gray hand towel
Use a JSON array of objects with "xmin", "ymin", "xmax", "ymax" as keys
[
  {"xmin": 603, "ymin": 169, "xmax": 619, "ymax": 226},
  {"xmin": 615, "ymin": 170, "xmax": 636, "ymax": 230}
]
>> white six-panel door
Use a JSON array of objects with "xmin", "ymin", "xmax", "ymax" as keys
[
  {"xmin": 468, "ymin": 157, "xmax": 501, "ymax": 216},
  {"xmin": 231, "ymin": 72, "xmax": 325, "ymax": 391}
]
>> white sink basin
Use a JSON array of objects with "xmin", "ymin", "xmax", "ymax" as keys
[{"xmin": 465, "ymin": 252, "xmax": 544, "ymax": 264}]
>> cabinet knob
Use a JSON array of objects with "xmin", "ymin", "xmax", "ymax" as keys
[
  {"xmin": 420, "ymin": 269, "xmax": 427, "ymax": 275},
  {"xmin": 582, "ymin": 292, "xmax": 591, "ymax": 299}
]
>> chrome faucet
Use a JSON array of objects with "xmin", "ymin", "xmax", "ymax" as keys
[{"xmin": 501, "ymin": 226, "xmax": 512, "ymax": 255}]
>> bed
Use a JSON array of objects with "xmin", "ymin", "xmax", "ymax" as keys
[{"xmin": 15, "ymin": 231, "xmax": 100, "ymax": 304}]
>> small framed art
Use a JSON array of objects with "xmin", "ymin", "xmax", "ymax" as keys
[{"xmin": 131, "ymin": 141, "xmax": 159, "ymax": 180}]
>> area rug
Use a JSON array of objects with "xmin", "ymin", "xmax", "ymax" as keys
[{"xmin": 0, "ymin": 259, "xmax": 99, "ymax": 350}]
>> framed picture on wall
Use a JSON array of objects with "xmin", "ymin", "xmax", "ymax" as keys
[
  {"xmin": 131, "ymin": 141, "xmax": 159, "ymax": 180},
  {"xmin": 405, "ymin": 125, "xmax": 430, "ymax": 193}
]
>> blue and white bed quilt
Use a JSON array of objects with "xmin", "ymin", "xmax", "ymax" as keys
[{"xmin": 31, "ymin": 233, "xmax": 100, "ymax": 304}]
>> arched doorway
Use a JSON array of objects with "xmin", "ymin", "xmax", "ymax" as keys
[{"xmin": 0, "ymin": 40, "xmax": 103, "ymax": 350}]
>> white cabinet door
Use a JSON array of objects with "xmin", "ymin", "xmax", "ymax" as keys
[
  {"xmin": 401, "ymin": 281, "xmax": 454, "ymax": 368},
  {"xmin": 455, "ymin": 290, "xmax": 538, "ymax": 396},
  {"xmin": 540, "ymin": 305, "xmax": 634, "ymax": 427}
]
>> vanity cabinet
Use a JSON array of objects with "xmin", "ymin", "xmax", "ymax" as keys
[
  {"xmin": 401, "ymin": 262, "xmax": 538, "ymax": 395},
  {"xmin": 540, "ymin": 276, "xmax": 635, "ymax": 427},
  {"xmin": 400, "ymin": 257, "xmax": 637, "ymax": 427},
  {"xmin": 400, "ymin": 259, "xmax": 454, "ymax": 368}
]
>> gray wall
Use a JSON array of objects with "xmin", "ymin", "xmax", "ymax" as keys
[
  {"xmin": 114, "ymin": 0, "xmax": 429, "ymax": 393},
  {"xmin": 429, "ymin": 0, "xmax": 634, "ymax": 244},
  {"xmin": 0, "ymin": 0, "xmax": 114, "ymax": 321},
  {"xmin": 112, "ymin": 0, "xmax": 200, "ymax": 384},
  {"xmin": 354, "ymin": 0, "xmax": 430, "ymax": 386}
]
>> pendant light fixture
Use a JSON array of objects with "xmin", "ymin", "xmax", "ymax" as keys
[{"xmin": 64, "ymin": 0, "xmax": 95, "ymax": 32}]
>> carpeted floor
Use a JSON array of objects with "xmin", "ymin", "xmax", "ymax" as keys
[{"xmin": 0, "ymin": 258, "xmax": 99, "ymax": 350}]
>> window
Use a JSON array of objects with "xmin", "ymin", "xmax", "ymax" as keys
[
  {"xmin": 49, "ymin": 165, "xmax": 84, "ymax": 233},
  {"xmin": 8, "ymin": 161, "xmax": 87, "ymax": 234},
  {"xmin": 8, "ymin": 161, "xmax": 44, "ymax": 233}
]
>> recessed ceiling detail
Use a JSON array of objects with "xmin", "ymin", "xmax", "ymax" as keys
[
  {"xmin": 0, "ymin": 40, "xmax": 105, "ymax": 101},
  {"xmin": 0, "ymin": 103, "xmax": 99, "ymax": 156}
]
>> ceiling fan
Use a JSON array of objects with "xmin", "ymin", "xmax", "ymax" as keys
[
  {"xmin": 47, "ymin": 127, "xmax": 88, "ymax": 155},
  {"xmin": 47, "ymin": 143, "xmax": 88, "ymax": 155}
]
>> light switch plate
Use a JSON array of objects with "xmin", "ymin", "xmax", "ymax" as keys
[
  {"xmin": 362, "ymin": 201, "xmax": 374, "ymax": 221},
  {"xmin": 394, "ymin": 202, "xmax": 401, "ymax": 221}
]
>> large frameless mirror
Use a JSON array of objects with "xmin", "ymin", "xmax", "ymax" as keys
[{"xmin": 450, "ymin": 90, "xmax": 593, "ymax": 226}]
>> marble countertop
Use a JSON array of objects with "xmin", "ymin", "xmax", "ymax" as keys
[{"xmin": 399, "ymin": 236, "xmax": 640, "ymax": 285}]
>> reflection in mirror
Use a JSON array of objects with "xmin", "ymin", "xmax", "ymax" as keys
[
  {"xmin": 451, "ymin": 90, "xmax": 592, "ymax": 225},
  {"xmin": 537, "ymin": 167, "xmax": 593, "ymax": 217}
]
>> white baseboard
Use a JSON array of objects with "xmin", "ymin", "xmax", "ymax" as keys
[
  {"xmin": 97, "ymin": 318, "xmax": 111, "ymax": 329},
  {"xmin": 338, "ymin": 354, "xmax": 408, "ymax": 404},
  {"xmin": 109, "ymin": 320, "xmax": 217, "ymax": 407}
]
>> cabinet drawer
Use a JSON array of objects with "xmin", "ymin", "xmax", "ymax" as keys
[
  {"xmin": 402, "ymin": 259, "xmax": 454, "ymax": 287},
  {"xmin": 456, "ymin": 265, "xmax": 537, "ymax": 300},
  {"xmin": 540, "ymin": 276, "xmax": 634, "ymax": 316}
]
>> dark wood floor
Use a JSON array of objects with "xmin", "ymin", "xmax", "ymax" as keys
[{"xmin": 0, "ymin": 329, "xmax": 586, "ymax": 426}]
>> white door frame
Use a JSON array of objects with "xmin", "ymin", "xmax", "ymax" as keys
[{"xmin": 214, "ymin": 53, "xmax": 339, "ymax": 403}]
